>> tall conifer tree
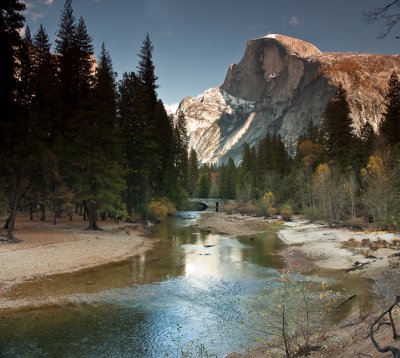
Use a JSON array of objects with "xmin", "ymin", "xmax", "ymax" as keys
[
  {"xmin": 0, "ymin": 0, "xmax": 25, "ymax": 120},
  {"xmin": 0, "ymin": 0, "xmax": 28, "ymax": 239},
  {"xmin": 175, "ymin": 113, "xmax": 189, "ymax": 191},
  {"xmin": 138, "ymin": 33, "xmax": 158, "ymax": 105},
  {"xmin": 32, "ymin": 25, "xmax": 59, "ymax": 143},
  {"xmin": 74, "ymin": 43, "xmax": 123, "ymax": 229},
  {"xmin": 55, "ymin": 0, "xmax": 77, "ymax": 117},
  {"xmin": 322, "ymin": 84, "xmax": 354, "ymax": 168},
  {"xmin": 75, "ymin": 16, "xmax": 94, "ymax": 100},
  {"xmin": 380, "ymin": 71, "xmax": 400, "ymax": 146},
  {"xmin": 188, "ymin": 148, "xmax": 199, "ymax": 196}
]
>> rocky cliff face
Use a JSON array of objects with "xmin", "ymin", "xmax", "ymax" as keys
[{"xmin": 177, "ymin": 34, "xmax": 400, "ymax": 164}]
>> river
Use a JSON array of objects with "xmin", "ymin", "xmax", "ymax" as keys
[{"xmin": 0, "ymin": 212, "xmax": 373, "ymax": 357}]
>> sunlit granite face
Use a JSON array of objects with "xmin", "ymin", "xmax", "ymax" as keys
[{"xmin": 177, "ymin": 35, "xmax": 400, "ymax": 164}]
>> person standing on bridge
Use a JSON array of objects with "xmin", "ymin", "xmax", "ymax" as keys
[{"xmin": 216, "ymin": 201, "xmax": 220, "ymax": 212}]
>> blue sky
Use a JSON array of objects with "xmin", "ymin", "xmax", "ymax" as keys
[{"xmin": 23, "ymin": 0, "xmax": 400, "ymax": 107}]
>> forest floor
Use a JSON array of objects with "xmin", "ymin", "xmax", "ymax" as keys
[
  {"xmin": 0, "ymin": 213, "xmax": 153, "ymax": 306},
  {"xmin": 199, "ymin": 212, "xmax": 400, "ymax": 358}
]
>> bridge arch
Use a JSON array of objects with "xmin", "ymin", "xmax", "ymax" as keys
[{"xmin": 188, "ymin": 198, "xmax": 223, "ymax": 212}]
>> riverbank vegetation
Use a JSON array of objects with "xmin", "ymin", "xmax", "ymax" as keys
[
  {"xmin": 197, "ymin": 81, "xmax": 400, "ymax": 229},
  {"xmin": 0, "ymin": 0, "xmax": 191, "ymax": 238}
]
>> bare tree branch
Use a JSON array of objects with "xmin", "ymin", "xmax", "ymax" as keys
[
  {"xmin": 369, "ymin": 295, "xmax": 400, "ymax": 357},
  {"xmin": 364, "ymin": 0, "xmax": 400, "ymax": 38}
]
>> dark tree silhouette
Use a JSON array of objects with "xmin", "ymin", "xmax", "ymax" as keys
[
  {"xmin": 138, "ymin": 33, "xmax": 158, "ymax": 105},
  {"xmin": 322, "ymin": 84, "xmax": 354, "ymax": 168},
  {"xmin": 0, "ymin": 0, "xmax": 25, "ymax": 119},
  {"xmin": 380, "ymin": 71, "xmax": 400, "ymax": 146}
]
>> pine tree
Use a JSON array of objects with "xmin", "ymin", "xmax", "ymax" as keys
[
  {"xmin": 0, "ymin": 0, "xmax": 25, "ymax": 119},
  {"xmin": 17, "ymin": 27, "xmax": 35, "ymax": 110},
  {"xmin": 28, "ymin": 25, "xmax": 58, "ymax": 220},
  {"xmin": 188, "ymin": 148, "xmax": 199, "ymax": 196},
  {"xmin": 55, "ymin": 0, "xmax": 77, "ymax": 115},
  {"xmin": 174, "ymin": 113, "xmax": 189, "ymax": 191},
  {"xmin": 380, "ymin": 71, "xmax": 400, "ymax": 146},
  {"xmin": 0, "ymin": 0, "xmax": 29, "ymax": 239},
  {"xmin": 32, "ymin": 25, "xmax": 60, "ymax": 143},
  {"xmin": 135, "ymin": 34, "xmax": 162, "ymax": 204},
  {"xmin": 197, "ymin": 168, "xmax": 211, "ymax": 198},
  {"xmin": 226, "ymin": 157, "xmax": 237, "ymax": 199},
  {"xmin": 74, "ymin": 43, "xmax": 124, "ymax": 229},
  {"xmin": 323, "ymin": 84, "xmax": 354, "ymax": 168},
  {"xmin": 218, "ymin": 158, "xmax": 237, "ymax": 199},
  {"xmin": 153, "ymin": 101, "xmax": 175, "ymax": 198},
  {"xmin": 237, "ymin": 144, "xmax": 256, "ymax": 202},
  {"xmin": 351, "ymin": 121, "xmax": 376, "ymax": 173},
  {"xmin": 138, "ymin": 33, "xmax": 158, "ymax": 105},
  {"xmin": 118, "ymin": 72, "xmax": 151, "ymax": 214},
  {"xmin": 75, "ymin": 16, "xmax": 94, "ymax": 100}
]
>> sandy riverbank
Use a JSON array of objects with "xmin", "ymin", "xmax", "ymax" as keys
[
  {"xmin": 0, "ymin": 215, "xmax": 153, "ymax": 291},
  {"xmin": 197, "ymin": 212, "xmax": 280, "ymax": 236},
  {"xmin": 199, "ymin": 212, "xmax": 400, "ymax": 275},
  {"xmin": 278, "ymin": 220, "xmax": 400, "ymax": 274},
  {"xmin": 199, "ymin": 212, "xmax": 400, "ymax": 358}
]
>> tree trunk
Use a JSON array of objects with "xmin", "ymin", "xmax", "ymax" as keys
[
  {"xmin": 87, "ymin": 202, "xmax": 99, "ymax": 230},
  {"xmin": 29, "ymin": 203, "xmax": 34, "ymax": 220},
  {"xmin": 3, "ymin": 215, "xmax": 10, "ymax": 229},
  {"xmin": 40, "ymin": 203, "xmax": 46, "ymax": 221},
  {"xmin": 52, "ymin": 200, "xmax": 60, "ymax": 225},
  {"xmin": 7, "ymin": 174, "xmax": 21, "ymax": 240},
  {"xmin": 83, "ymin": 203, "xmax": 88, "ymax": 221}
]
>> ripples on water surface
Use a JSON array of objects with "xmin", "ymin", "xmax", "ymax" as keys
[{"xmin": 0, "ymin": 212, "xmax": 372, "ymax": 357}]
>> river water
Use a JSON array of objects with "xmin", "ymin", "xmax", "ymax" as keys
[{"xmin": 0, "ymin": 212, "xmax": 373, "ymax": 357}]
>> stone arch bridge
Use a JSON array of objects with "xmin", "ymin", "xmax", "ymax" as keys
[{"xmin": 188, "ymin": 198, "xmax": 224, "ymax": 212}]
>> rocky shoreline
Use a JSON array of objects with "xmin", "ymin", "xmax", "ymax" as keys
[
  {"xmin": 198, "ymin": 212, "xmax": 400, "ymax": 358},
  {"xmin": 199, "ymin": 212, "xmax": 400, "ymax": 276}
]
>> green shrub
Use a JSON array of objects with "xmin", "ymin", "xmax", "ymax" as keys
[
  {"xmin": 280, "ymin": 204, "xmax": 293, "ymax": 221},
  {"xmin": 158, "ymin": 197, "xmax": 177, "ymax": 216},
  {"xmin": 148, "ymin": 200, "xmax": 168, "ymax": 222},
  {"xmin": 263, "ymin": 191, "xmax": 276, "ymax": 209},
  {"xmin": 148, "ymin": 197, "xmax": 177, "ymax": 221}
]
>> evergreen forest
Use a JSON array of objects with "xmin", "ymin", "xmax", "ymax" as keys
[
  {"xmin": 213, "ymin": 81, "xmax": 400, "ymax": 228},
  {"xmin": 1, "ymin": 0, "xmax": 400, "ymax": 241},
  {"xmin": 0, "ymin": 0, "xmax": 191, "ymax": 238}
]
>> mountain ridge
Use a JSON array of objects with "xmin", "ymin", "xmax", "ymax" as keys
[{"xmin": 177, "ymin": 34, "xmax": 400, "ymax": 164}]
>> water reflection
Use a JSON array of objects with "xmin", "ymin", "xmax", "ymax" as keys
[
  {"xmin": 183, "ymin": 234, "xmax": 246, "ymax": 279},
  {"xmin": 0, "ymin": 213, "xmax": 374, "ymax": 358}
]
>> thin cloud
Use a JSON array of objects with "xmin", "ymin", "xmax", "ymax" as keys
[
  {"xmin": 22, "ymin": 0, "xmax": 35, "ymax": 11},
  {"xmin": 22, "ymin": 0, "xmax": 50, "ymax": 21},
  {"xmin": 162, "ymin": 30, "xmax": 174, "ymax": 37},
  {"xmin": 31, "ymin": 11, "xmax": 45, "ymax": 21},
  {"xmin": 288, "ymin": 15, "xmax": 300, "ymax": 26}
]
